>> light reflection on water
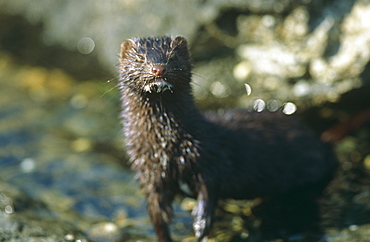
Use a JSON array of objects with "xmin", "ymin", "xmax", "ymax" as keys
[
  {"xmin": 253, "ymin": 98, "xmax": 266, "ymax": 112},
  {"xmin": 247, "ymin": 97, "xmax": 297, "ymax": 115},
  {"xmin": 282, "ymin": 102, "xmax": 297, "ymax": 115},
  {"xmin": 1, "ymin": 55, "xmax": 369, "ymax": 241}
]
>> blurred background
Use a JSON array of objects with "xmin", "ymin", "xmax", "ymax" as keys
[{"xmin": 0, "ymin": 0, "xmax": 370, "ymax": 241}]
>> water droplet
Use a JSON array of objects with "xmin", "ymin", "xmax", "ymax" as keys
[
  {"xmin": 253, "ymin": 99, "xmax": 265, "ymax": 112},
  {"xmin": 20, "ymin": 158, "xmax": 36, "ymax": 173},
  {"xmin": 4, "ymin": 205, "xmax": 13, "ymax": 214},
  {"xmin": 282, "ymin": 102, "xmax": 297, "ymax": 115},
  {"xmin": 267, "ymin": 99, "xmax": 280, "ymax": 112},
  {"xmin": 77, "ymin": 37, "xmax": 95, "ymax": 54},
  {"xmin": 244, "ymin": 83, "xmax": 252, "ymax": 96}
]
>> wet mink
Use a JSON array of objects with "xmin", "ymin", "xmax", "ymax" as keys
[{"xmin": 118, "ymin": 36, "xmax": 338, "ymax": 241}]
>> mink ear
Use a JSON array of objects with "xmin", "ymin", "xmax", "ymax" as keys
[
  {"xmin": 120, "ymin": 39, "xmax": 135, "ymax": 59},
  {"xmin": 173, "ymin": 36, "xmax": 188, "ymax": 48},
  {"xmin": 172, "ymin": 36, "xmax": 189, "ymax": 58},
  {"xmin": 173, "ymin": 36, "xmax": 188, "ymax": 46}
]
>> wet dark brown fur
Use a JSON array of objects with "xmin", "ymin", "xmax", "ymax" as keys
[{"xmin": 118, "ymin": 36, "xmax": 338, "ymax": 241}]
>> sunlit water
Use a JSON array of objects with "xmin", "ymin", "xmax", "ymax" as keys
[{"xmin": 0, "ymin": 57, "xmax": 370, "ymax": 241}]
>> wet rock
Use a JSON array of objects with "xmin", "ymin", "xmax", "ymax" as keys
[
  {"xmin": 0, "ymin": 0, "xmax": 302, "ymax": 69},
  {"xmin": 325, "ymin": 223, "xmax": 370, "ymax": 241},
  {"xmin": 0, "ymin": 179, "xmax": 87, "ymax": 241},
  {"xmin": 1, "ymin": 0, "xmax": 370, "ymax": 112}
]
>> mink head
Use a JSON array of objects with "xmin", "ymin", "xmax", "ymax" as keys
[{"xmin": 119, "ymin": 36, "xmax": 191, "ymax": 94}]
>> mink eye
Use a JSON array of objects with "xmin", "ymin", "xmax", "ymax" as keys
[{"xmin": 136, "ymin": 55, "xmax": 145, "ymax": 62}]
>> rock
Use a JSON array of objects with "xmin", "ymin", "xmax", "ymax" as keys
[{"xmin": 0, "ymin": 179, "xmax": 87, "ymax": 241}]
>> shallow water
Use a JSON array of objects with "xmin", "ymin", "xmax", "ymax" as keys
[{"xmin": 0, "ymin": 54, "xmax": 370, "ymax": 241}]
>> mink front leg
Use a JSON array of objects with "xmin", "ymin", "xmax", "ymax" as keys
[
  {"xmin": 146, "ymin": 188, "xmax": 175, "ymax": 242},
  {"xmin": 192, "ymin": 181, "xmax": 219, "ymax": 241}
]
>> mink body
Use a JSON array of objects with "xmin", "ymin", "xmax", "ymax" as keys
[{"xmin": 118, "ymin": 36, "xmax": 338, "ymax": 241}]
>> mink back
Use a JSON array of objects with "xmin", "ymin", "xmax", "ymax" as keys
[{"xmin": 204, "ymin": 109, "xmax": 338, "ymax": 199}]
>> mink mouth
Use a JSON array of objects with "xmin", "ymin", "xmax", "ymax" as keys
[{"xmin": 143, "ymin": 80, "xmax": 174, "ymax": 93}]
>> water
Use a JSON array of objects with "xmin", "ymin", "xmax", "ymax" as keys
[{"xmin": 0, "ymin": 55, "xmax": 370, "ymax": 241}]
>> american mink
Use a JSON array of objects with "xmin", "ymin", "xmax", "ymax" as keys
[{"xmin": 118, "ymin": 36, "xmax": 338, "ymax": 241}]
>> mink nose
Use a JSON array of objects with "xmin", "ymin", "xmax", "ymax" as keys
[{"xmin": 152, "ymin": 65, "xmax": 167, "ymax": 76}]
